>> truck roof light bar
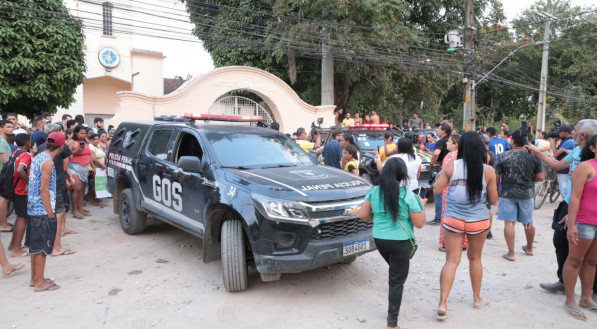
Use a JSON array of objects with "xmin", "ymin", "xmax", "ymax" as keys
[{"xmin": 183, "ymin": 113, "xmax": 264, "ymax": 122}]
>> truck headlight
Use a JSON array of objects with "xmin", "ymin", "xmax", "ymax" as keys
[{"xmin": 252, "ymin": 194, "xmax": 310, "ymax": 223}]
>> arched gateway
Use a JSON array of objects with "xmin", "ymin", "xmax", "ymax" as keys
[{"xmin": 111, "ymin": 66, "xmax": 335, "ymax": 134}]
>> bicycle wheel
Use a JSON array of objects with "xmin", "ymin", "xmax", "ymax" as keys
[
  {"xmin": 534, "ymin": 181, "xmax": 548, "ymax": 210},
  {"xmin": 549, "ymin": 180, "xmax": 561, "ymax": 203}
]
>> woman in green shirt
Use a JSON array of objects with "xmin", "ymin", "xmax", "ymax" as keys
[{"xmin": 359, "ymin": 157, "xmax": 427, "ymax": 329}]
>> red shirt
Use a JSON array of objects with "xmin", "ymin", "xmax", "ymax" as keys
[{"xmin": 12, "ymin": 150, "xmax": 31, "ymax": 195}]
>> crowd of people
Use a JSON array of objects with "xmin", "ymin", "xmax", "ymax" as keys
[
  {"xmin": 0, "ymin": 113, "xmax": 114, "ymax": 292},
  {"xmin": 351, "ymin": 118, "xmax": 597, "ymax": 328}
]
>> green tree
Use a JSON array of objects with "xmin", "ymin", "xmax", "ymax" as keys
[
  {"xmin": 0, "ymin": 0, "xmax": 86, "ymax": 118},
  {"xmin": 185, "ymin": 0, "xmax": 504, "ymax": 124}
]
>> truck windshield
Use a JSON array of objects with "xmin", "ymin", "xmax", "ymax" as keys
[
  {"xmin": 206, "ymin": 132, "xmax": 315, "ymax": 168},
  {"xmin": 354, "ymin": 133, "xmax": 397, "ymax": 151}
]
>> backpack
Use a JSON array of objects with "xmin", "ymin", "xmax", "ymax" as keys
[{"xmin": 0, "ymin": 149, "xmax": 26, "ymax": 200}]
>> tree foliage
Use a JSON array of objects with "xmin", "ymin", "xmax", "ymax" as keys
[
  {"xmin": 186, "ymin": 0, "xmax": 503, "ymax": 126},
  {"xmin": 0, "ymin": 0, "xmax": 86, "ymax": 118}
]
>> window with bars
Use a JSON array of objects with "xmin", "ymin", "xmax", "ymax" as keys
[{"xmin": 102, "ymin": 2, "xmax": 113, "ymax": 36}]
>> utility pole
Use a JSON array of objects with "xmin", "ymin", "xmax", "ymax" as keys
[
  {"xmin": 321, "ymin": 29, "xmax": 334, "ymax": 105},
  {"xmin": 462, "ymin": 0, "xmax": 476, "ymax": 131},
  {"xmin": 536, "ymin": 0, "xmax": 552, "ymax": 132}
]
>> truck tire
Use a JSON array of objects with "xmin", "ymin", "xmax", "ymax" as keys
[
  {"xmin": 342, "ymin": 255, "xmax": 358, "ymax": 264},
  {"xmin": 118, "ymin": 188, "xmax": 147, "ymax": 235},
  {"xmin": 221, "ymin": 220, "xmax": 248, "ymax": 292}
]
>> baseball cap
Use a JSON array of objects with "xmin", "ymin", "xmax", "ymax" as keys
[
  {"xmin": 46, "ymin": 132, "xmax": 66, "ymax": 146},
  {"xmin": 556, "ymin": 124, "xmax": 573, "ymax": 133}
]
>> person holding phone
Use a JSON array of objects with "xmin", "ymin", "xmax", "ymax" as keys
[
  {"xmin": 432, "ymin": 132, "xmax": 498, "ymax": 320},
  {"xmin": 359, "ymin": 157, "xmax": 427, "ymax": 329},
  {"xmin": 68, "ymin": 126, "xmax": 92, "ymax": 219}
]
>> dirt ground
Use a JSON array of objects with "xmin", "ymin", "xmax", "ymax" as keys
[{"xmin": 1, "ymin": 199, "xmax": 596, "ymax": 329}]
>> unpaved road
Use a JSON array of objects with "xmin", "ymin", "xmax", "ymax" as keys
[{"xmin": 1, "ymin": 200, "xmax": 595, "ymax": 329}]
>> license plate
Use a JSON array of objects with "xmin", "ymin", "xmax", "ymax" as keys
[{"xmin": 342, "ymin": 238, "xmax": 370, "ymax": 256}]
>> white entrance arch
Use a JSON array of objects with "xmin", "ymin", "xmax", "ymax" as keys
[{"xmin": 111, "ymin": 66, "xmax": 335, "ymax": 134}]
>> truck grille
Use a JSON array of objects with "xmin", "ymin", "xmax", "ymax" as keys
[
  {"xmin": 311, "ymin": 218, "xmax": 373, "ymax": 240},
  {"xmin": 307, "ymin": 209, "xmax": 345, "ymax": 219}
]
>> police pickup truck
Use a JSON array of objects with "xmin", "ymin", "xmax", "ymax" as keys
[{"xmin": 107, "ymin": 114, "xmax": 374, "ymax": 292}]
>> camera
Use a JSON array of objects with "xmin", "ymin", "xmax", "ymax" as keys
[
  {"xmin": 520, "ymin": 121, "xmax": 531, "ymax": 145},
  {"xmin": 310, "ymin": 118, "xmax": 323, "ymax": 135},
  {"xmin": 547, "ymin": 119, "xmax": 562, "ymax": 139}
]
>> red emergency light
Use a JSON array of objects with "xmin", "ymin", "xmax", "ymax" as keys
[
  {"xmin": 183, "ymin": 113, "xmax": 263, "ymax": 122},
  {"xmin": 346, "ymin": 123, "xmax": 393, "ymax": 129}
]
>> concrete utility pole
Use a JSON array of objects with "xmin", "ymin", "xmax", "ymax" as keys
[
  {"xmin": 321, "ymin": 31, "xmax": 334, "ymax": 106},
  {"xmin": 536, "ymin": 0, "xmax": 552, "ymax": 132},
  {"xmin": 462, "ymin": 0, "xmax": 476, "ymax": 131}
]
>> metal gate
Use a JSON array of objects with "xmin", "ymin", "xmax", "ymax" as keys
[{"xmin": 209, "ymin": 96, "xmax": 273, "ymax": 124}]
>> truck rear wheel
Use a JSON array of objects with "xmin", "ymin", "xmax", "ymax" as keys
[
  {"xmin": 221, "ymin": 220, "xmax": 248, "ymax": 292},
  {"xmin": 118, "ymin": 188, "xmax": 147, "ymax": 235}
]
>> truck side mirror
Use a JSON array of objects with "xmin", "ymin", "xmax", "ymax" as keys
[{"xmin": 178, "ymin": 156, "xmax": 203, "ymax": 174}]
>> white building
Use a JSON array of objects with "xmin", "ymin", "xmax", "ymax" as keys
[{"xmin": 57, "ymin": 0, "xmax": 211, "ymax": 124}]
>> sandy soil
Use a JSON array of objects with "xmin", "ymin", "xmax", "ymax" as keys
[{"xmin": 1, "ymin": 199, "xmax": 595, "ymax": 329}]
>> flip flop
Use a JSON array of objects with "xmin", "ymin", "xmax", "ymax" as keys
[
  {"xmin": 563, "ymin": 305, "xmax": 587, "ymax": 321},
  {"xmin": 62, "ymin": 230, "xmax": 77, "ymax": 235},
  {"xmin": 29, "ymin": 278, "xmax": 55, "ymax": 287},
  {"xmin": 580, "ymin": 305, "xmax": 597, "ymax": 314},
  {"xmin": 52, "ymin": 249, "xmax": 76, "ymax": 257},
  {"xmin": 474, "ymin": 298, "xmax": 489, "ymax": 309},
  {"xmin": 72, "ymin": 214, "xmax": 85, "ymax": 220},
  {"xmin": 436, "ymin": 311, "xmax": 448, "ymax": 321},
  {"xmin": 3, "ymin": 263, "xmax": 25, "ymax": 278},
  {"xmin": 502, "ymin": 254, "xmax": 515, "ymax": 262},
  {"xmin": 0, "ymin": 227, "xmax": 13, "ymax": 232},
  {"xmin": 34, "ymin": 282, "xmax": 60, "ymax": 292},
  {"xmin": 522, "ymin": 246, "xmax": 534, "ymax": 256}
]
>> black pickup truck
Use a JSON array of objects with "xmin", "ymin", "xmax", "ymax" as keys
[{"xmin": 106, "ymin": 115, "xmax": 374, "ymax": 291}]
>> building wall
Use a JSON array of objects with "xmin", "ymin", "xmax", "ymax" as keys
[{"xmin": 56, "ymin": 0, "xmax": 163, "ymax": 123}]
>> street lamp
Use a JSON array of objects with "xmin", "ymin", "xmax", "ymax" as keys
[{"xmin": 471, "ymin": 41, "xmax": 547, "ymax": 128}]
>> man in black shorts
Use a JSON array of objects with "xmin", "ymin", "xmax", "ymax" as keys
[
  {"xmin": 37, "ymin": 124, "xmax": 76, "ymax": 256},
  {"xmin": 27, "ymin": 132, "xmax": 65, "ymax": 291},
  {"xmin": 7, "ymin": 133, "xmax": 32, "ymax": 257}
]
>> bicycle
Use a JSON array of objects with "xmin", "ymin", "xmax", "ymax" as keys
[{"xmin": 534, "ymin": 168, "xmax": 560, "ymax": 210}]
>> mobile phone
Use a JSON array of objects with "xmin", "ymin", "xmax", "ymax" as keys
[
  {"xmin": 79, "ymin": 141, "xmax": 85, "ymax": 148},
  {"xmin": 415, "ymin": 187, "xmax": 427, "ymax": 199}
]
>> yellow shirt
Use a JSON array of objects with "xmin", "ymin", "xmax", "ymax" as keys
[
  {"xmin": 380, "ymin": 143, "xmax": 397, "ymax": 162},
  {"xmin": 344, "ymin": 160, "xmax": 359, "ymax": 173},
  {"xmin": 296, "ymin": 139, "xmax": 315, "ymax": 153},
  {"xmin": 341, "ymin": 118, "xmax": 355, "ymax": 127}
]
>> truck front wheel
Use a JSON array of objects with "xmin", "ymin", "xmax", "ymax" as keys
[
  {"xmin": 118, "ymin": 188, "xmax": 147, "ymax": 235},
  {"xmin": 221, "ymin": 220, "xmax": 248, "ymax": 292}
]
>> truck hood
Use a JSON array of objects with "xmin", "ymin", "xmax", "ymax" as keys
[{"xmin": 224, "ymin": 165, "xmax": 371, "ymax": 202}]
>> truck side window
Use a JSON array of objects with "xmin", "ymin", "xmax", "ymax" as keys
[
  {"xmin": 175, "ymin": 133, "xmax": 203, "ymax": 163},
  {"xmin": 147, "ymin": 129, "xmax": 173, "ymax": 160}
]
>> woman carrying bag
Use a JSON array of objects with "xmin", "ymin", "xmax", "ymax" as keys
[{"xmin": 359, "ymin": 157, "xmax": 427, "ymax": 329}]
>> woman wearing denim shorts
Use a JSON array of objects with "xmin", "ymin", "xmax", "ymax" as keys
[{"xmin": 562, "ymin": 135, "xmax": 597, "ymax": 320}]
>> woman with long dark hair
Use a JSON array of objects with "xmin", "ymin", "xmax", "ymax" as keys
[
  {"xmin": 562, "ymin": 135, "xmax": 597, "ymax": 320},
  {"xmin": 360, "ymin": 157, "xmax": 427, "ymax": 329},
  {"xmin": 433, "ymin": 132, "xmax": 498, "ymax": 320},
  {"xmin": 68, "ymin": 126, "xmax": 92, "ymax": 219}
]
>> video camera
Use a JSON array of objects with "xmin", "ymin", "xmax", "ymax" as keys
[
  {"xmin": 547, "ymin": 119, "xmax": 562, "ymax": 139},
  {"xmin": 310, "ymin": 117, "xmax": 324, "ymax": 135},
  {"xmin": 520, "ymin": 121, "xmax": 531, "ymax": 145}
]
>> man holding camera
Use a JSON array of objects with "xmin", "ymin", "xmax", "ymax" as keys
[
  {"xmin": 295, "ymin": 127, "xmax": 321, "ymax": 153},
  {"xmin": 552, "ymin": 124, "xmax": 575, "ymax": 197}
]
